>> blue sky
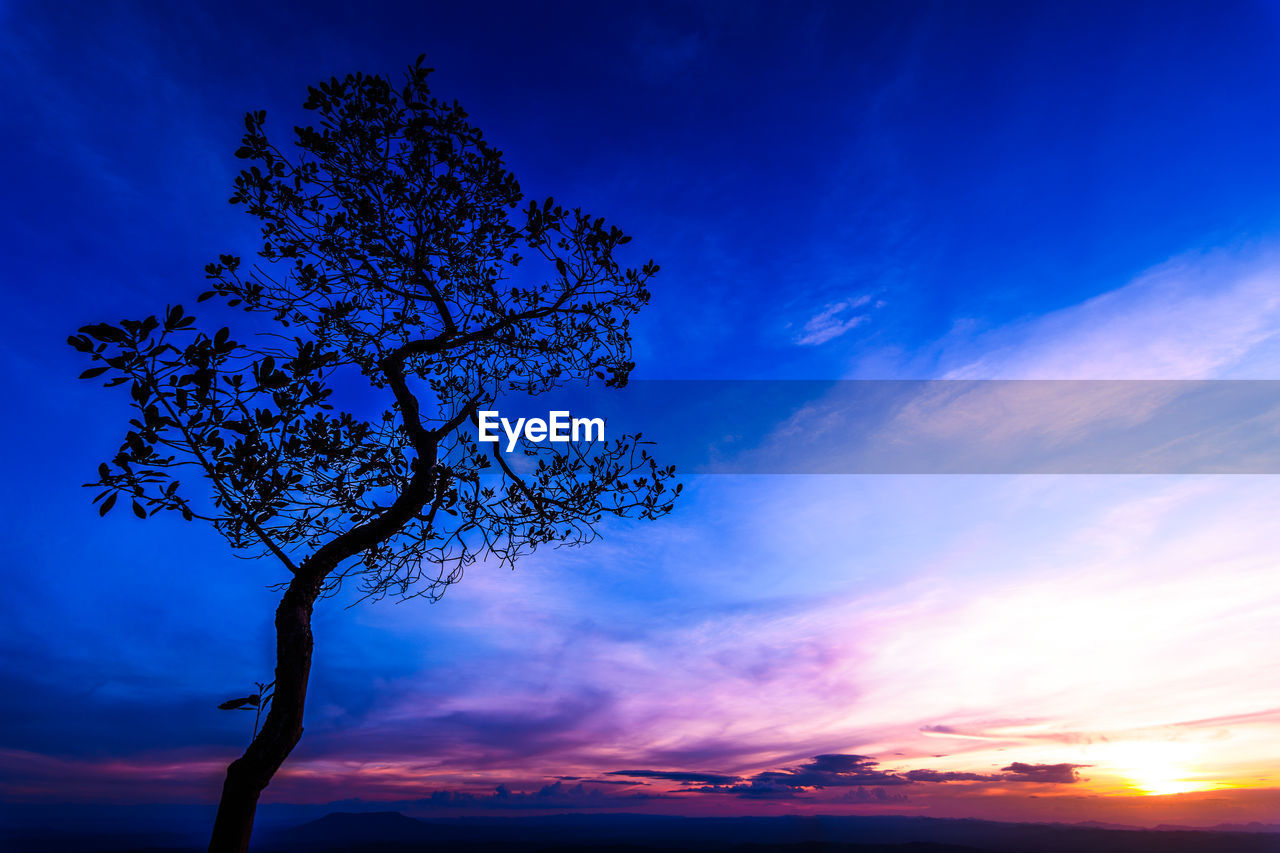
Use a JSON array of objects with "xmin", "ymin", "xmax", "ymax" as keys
[{"xmin": 5, "ymin": 0, "xmax": 1280, "ymax": 829}]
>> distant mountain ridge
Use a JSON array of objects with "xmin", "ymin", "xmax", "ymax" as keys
[
  {"xmin": 1157, "ymin": 823, "xmax": 1280, "ymax": 834},
  {"xmin": 255, "ymin": 810, "xmax": 1280, "ymax": 853},
  {"xmin": 5, "ymin": 809, "xmax": 1280, "ymax": 853}
]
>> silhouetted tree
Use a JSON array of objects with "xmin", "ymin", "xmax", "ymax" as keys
[{"xmin": 70, "ymin": 58, "xmax": 680, "ymax": 853}]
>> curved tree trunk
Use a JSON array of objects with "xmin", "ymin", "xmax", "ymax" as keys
[
  {"xmin": 206, "ymin": 455, "xmax": 446, "ymax": 851},
  {"xmin": 208, "ymin": 575, "xmax": 321, "ymax": 853}
]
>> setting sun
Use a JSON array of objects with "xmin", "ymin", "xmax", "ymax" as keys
[{"xmin": 1104, "ymin": 742, "xmax": 1217, "ymax": 797}]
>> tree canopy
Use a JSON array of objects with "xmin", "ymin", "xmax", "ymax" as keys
[{"xmin": 71, "ymin": 57, "xmax": 681, "ymax": 606}]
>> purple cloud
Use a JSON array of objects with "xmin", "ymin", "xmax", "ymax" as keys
[
  {"xmin": 1000, "ymin": 762, "xmax": 1086, "ymax": 784},
  {"xmin": 651, "ymin": 754, "xmax": 1086, "ymax": 799},
  {"xmin": 904, "ymin": 769, "xmax": 993, "ymax": 782},
  {"xmin": 754, "ymin": 754, "xmax": 912, "ymax": 788},
  {"xmin": 685, "ymin": 780, "xmax": 807, "ymax": 800},
  {"xmin": 419, "ymin": 781, "xmax": 671, "ymax": 810},
  {"xmin": 608, "ymin": 769, "xmax": 744, "ymax": 785},
  {"xmin": 840, "ymin": 787, "xmax": 909, "ymax": 804}
]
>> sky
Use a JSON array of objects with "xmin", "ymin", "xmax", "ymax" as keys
[{"xmin": 4, "ymin": 0, "xmax": 1280, "ymax": 832}]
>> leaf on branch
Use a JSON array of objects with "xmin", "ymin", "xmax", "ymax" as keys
[{"xmin": 218, "ymin": 695, "xmax": 261, "ymax": 710}]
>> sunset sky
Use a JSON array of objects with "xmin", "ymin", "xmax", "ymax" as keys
[{"xmin": 4, "ymin": 0, "xmax": 1280, "ymax": 831}]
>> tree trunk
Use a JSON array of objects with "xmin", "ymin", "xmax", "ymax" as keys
[
  {"xmin": 208, "ymin": 574, "xmax": 321, "ymax": 853},
  {"xmin": 206, "ymin": 465, "xmax": 438, "ymax": 851}
]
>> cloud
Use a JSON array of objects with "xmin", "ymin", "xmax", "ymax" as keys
[
  {"xmin": 840, "ymin": 787, "xmax": 909, "ymax": 804},
  {"xmin": 417, "ymin": 781, "xmax": 669, "ymax": 810},
  {"xmin": 1000, "ymin": 762, "xmax": 1086, "ymax": 784},
  {"xmin": 317, "ymin": 687, "xmax": 624, "ymax": 771},
  {"xmin": 808, "ymin": 754, "xmax": 881, "ymax": 773},
  {"xmin": 796, "ymin": 296, "xmax": 872, "ymax": 345},
  {"xmin": 754, "ymin": 754, "xmax": 911, "ymax": 788},
  {"xmin": 668, "ymin": 754, "xmax": 1083, "ymax": 800},
  {"xmin": 918, "ymin": 724, "xmax": 1001, "ymax": 741},
  {"xmin": 685, "ymin": 780, "xmax": 807, "ymax": 799},
  {"xmin": 903, "ymin": 769, "xmax": 993, "ymax": 782},
  {"xmin": 607, "ymin": 769, "xmax": 743, "ymax": 785},
  {"xmin": 941, "ymin": 247, "xmax": 1280, "ymax": 379}
]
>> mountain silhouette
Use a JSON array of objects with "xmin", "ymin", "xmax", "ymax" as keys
[
  {"xmin": 253, "ymin": 811, "xmax": 1280, "ymax": 853},
  {"xmin": 7, "ymin": 811, "xmax": 1280, "ymax": 853}
]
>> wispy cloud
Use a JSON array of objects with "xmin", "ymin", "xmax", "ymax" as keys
[
  {"xmin": 941, "ymin": 246, "xmax": 1280, "ymax": 379},
  {"xmin": 796, "ymin": 296, "xmax": 873, "ymax": 345}
]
